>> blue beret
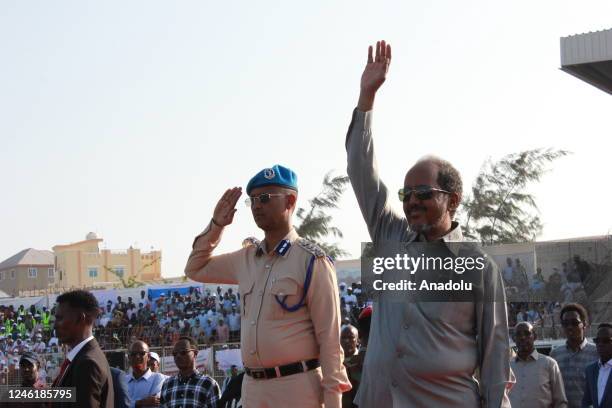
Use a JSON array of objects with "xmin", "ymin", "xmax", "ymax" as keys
[{"xmin": 246, "ymin": 165, "xmax": 298, "ymax": 195}]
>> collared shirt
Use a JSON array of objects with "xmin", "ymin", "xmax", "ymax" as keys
[
  {"xmin": 598, "ymin": 359, "xmax": 612, "ymax": 405},
  {"xmin": 185, "ymin": 227, "xmax": 351, "ymax": 408},
  {"xmin": 550, "ymin": 338, "xmax": 599, "ymax": 408},
  {"xmin": 509, "ymin": 350, "xmax": 568, "ymax": 408},
  {"xmin": 127, "ymin": 368, "xmax": 166, "ymax": 408},
  {"xmin": 66, "ymin": 335, "xmax": 94, "ymax": 361},
  {"xmin": 160, "ymin": 371, "xmax": 219, "ymax": 408},
  {"xmin": 346, "ymin": 108, "xmax": 512, "ymax": 408}
]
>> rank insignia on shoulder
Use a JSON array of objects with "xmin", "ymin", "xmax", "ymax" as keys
[
  {"xmin": 242, "ymin": 237, "xmax": 261, "ymax": 248},
  {"xmin": 297, "ymin": 238, "xmax": 326, "ymax": 258}
]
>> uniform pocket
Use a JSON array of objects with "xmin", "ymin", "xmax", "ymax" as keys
[{"xmin": 269, "ymin": 277, "xmax": 301, "ymax": 319}]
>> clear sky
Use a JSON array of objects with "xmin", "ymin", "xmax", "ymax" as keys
[{"xmin": 2, "ymin": 0, "xmax": 612, "ymax": 278}]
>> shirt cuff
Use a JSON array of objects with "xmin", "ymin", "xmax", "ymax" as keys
[{"xmin": 324, "ymin": 390, "xmax": 342, "ymax": 408}]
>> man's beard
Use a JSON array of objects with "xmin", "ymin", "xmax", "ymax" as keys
[{"xmin": 408, "ymin": 222, "xmax": 433, "ymax": 234}]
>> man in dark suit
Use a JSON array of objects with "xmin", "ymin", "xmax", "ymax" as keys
[
  {"xmin": 110, "ymin": 367, "xmax": 132, "ymax": 408},
  {"xmin": 583, "ymin": 323, "xmax": 612, "ymax": 408},
  {"xmin": 52, "ymin": 290, "xmax": 114, "ymax": 408}
]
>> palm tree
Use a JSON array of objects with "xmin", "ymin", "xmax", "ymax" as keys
[
  {"xmin": 461, "ymin": 148, "xmax": 569, "ymax": 244},
  {"xmin": 295, "ymin": 171, "xmax": 350, "ymax": 260}
]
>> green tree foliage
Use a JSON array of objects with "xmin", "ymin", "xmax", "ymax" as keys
[
  {"xmin": 295, "ymin": 171, "xmax": 350, "ymax": 260},
  {"xmin": 461, "ymin": 148, "xmax": 570, "ymax": 245}
]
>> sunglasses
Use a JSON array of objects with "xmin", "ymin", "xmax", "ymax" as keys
[
  {"xmin": 129, "ymin": 351, "xmax": 148, "ymax": 357},
  {"xmin": 244, "ymin": 193, "xmax": 287, "ymax": 207},
  {"xmin": 561, "ymin": 320, "xmax": 583, "ymax": 327},
  {"xmin": 172, "ymin": 349, "xmax": 196, "ymax": 357},
  {"xmin": 398, "ymin": 186, "xmax": 451, "ymax": 202},
  {"xmin": 594, "ymin": 337, "xmax": 612, "ymax": 345}
]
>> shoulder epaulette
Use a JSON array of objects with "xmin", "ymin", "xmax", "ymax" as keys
[
  {"xmin": 297, "ymin": 238, "xmax": 326, "ymax": 258},
  {"xmin": 242, "ymin": 237, "xmax": 261, "ymax": 248}
]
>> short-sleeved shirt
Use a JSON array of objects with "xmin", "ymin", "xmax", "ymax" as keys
[{"xmin": 509, "ymin": 350, "xmax": 568, "ymax": 408}]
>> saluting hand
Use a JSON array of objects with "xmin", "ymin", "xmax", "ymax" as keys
[
  {"xmin": 212, "ymin": 187, "xmax": 242, "ymax": 227},
  {"xmin": 358, "ymin": 40, "xmax": 392, "ymax": 111}
]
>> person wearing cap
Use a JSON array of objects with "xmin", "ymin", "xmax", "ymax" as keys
[
  {"xmin": 147, "ymin": 351, "xmax": 168, "ymax": 381},
  {"xmin": 185, "ymin": 165, "xmax": 350, "ymax": 408},
  {"xmin": 19, "ymin": 351, "xmax": 46, "ymax": 388}
]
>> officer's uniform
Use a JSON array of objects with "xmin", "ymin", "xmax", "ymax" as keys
[{"xmin": 185, "ymin": 165, "xmax": 350, "ymax": 408}]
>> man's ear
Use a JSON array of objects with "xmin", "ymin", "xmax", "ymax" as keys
[
  {"xmin": 286, "ymin": 193, "xmax": 297, "ymax": 209},
  {"xmin": 447, "ymin": 192, "xmax": 461, "ymax": 216}
]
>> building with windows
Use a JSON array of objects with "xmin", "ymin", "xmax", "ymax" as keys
[
  {"xmin": 53, "ymin": 232, "xmax": 162, "ymax": 289},
  {"xmin": 0, "ymin": 248, "xmax": 55, "ymax": 296}
]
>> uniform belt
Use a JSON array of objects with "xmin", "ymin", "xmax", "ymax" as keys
[{"xmin": 245, "ymin": 359, "xmax": 320, "ymax": 379}]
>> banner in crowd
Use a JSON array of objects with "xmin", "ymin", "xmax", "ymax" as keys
[{"xmin": 215, "ymin": 348, "xmax": 243, "ymax": 371}]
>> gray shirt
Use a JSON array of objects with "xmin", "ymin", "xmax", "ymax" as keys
[
  {"xmin": 509, "ymin": 350, "xmax": 568, "ymax": 408},
  {"xmin": 345, "ymin": 108, "xmax": 512, "ymax": 408},
  {"xmin": 550, "ymin": 339, "xmax": 599, "ymax": 408}
]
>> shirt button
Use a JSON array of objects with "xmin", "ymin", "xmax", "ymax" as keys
[
  {"xmin": 265, "ymin": 264, "xmax": 271, "ymax": 269},
  {"xmin": 272, "ymin": 278, "xmax": 276, "ymax": 283},
  {"xmin": 251, "ymin": 321, "xmax": 255, "ymax": 325},
  {"xmin": 279, "ymin": 292, "xmax": 284, "ymax": 296},
  {"xmin": 250, "ymin": 349, "xmax": 255, "ymax": 354}
]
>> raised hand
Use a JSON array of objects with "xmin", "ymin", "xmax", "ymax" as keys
[
  {"xmin": 358, "ymin": 40, "xmax": 392, "ymax": 111},
  {"xmin": 212, "ymin": 187, "xmax": 242, "ymax": 227}
]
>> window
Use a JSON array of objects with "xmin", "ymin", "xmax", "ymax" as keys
[
  {"xmin": 48, "ymin": 267, "xmax": 55, "ymax": 282},
  {"xmin": 113, "ymin": 266, "xmax": 125, "ymax": 278},
  {"xmin": 10, "ymin": 270, "xmax": 15, "ymax": 279},
  {"xmin": 28, "ymin": 267, "xmax": 37, "ymax": 279},
  {"xmin": 88, "ymin": 267, "xmax": 98, "ymax": 278},
  {"xmin": 0, "ymin": 271, "xmax": 4, "ymax": 280}
]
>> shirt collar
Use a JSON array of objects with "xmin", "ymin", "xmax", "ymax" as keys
[
  {"xmin": 255, "ymin": 229, "xmax": 299, "ymax": 258},
  {"xmin": 599, "ymin": 360, "xmax": 612, "ymax": 369},
  {"xmin": 66, "ymin": 335, "xmax": 94, "ymax": 361},
  {"xmin": 515, "ymin": 350, "xmax": 539, "ymax": 362},
  {"xmin": 565, "ymin": 337, "xmax": 589, "ymax": 351},
  {"xmin": 128, "ymin": 368, "xmax": 153, "ymax": 382},
  {"xmin": 409, "ymin": 221, "xmax": 463, "ymax": 255}
]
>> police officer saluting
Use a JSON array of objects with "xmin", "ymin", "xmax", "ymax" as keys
[{"xmin": 185, "ymin": 165, "xmax": 350, "ymax": 408}]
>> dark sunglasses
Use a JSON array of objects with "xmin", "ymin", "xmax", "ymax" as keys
[
  {"xmin": 398, "ymin": 186, "xmax": 451, "ymax": 202},
  {"xmin": 129, "ymin": 351, "xmax": 148, "ymax": 357},
  {"xmin": 594, "ymin": 337, "xmax": 612, "ymax": 345},
  {"xmin": 561, "ymin": 320, "xmax": 583, "ymax": 327},
  {"xmin": 172, "ymin": 349, "xmax": 196, "ymax": 357},
  {"xmin": 244, "ymin": 193, "xmax": 288, "ymax": 207}
]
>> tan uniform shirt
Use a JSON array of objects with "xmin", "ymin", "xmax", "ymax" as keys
[
  {"xmin": 185, "ymin": 223, "xmax": 350, "ymax": 407},
  {"xmin": 509, "ymin": 350, "xmax": 568, "ymax": 408}
]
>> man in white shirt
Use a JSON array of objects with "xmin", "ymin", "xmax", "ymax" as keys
[
  {"xmin": 509, "ymin": 322, "xmax": 567, "ymax": 408},
  {"xmin": 582, "ymin": 323, "xmax": 612, "ymax": 408}
]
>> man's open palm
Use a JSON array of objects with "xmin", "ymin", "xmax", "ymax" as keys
[{"xmin": 361, "ymin": 40, "xmax": 392, "ymax": 95}]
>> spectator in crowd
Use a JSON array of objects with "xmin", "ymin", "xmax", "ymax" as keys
[
  {"xmin": 227, "ymin": 309, "xmax": 240, "ymax": 342},
  {"xmin": 509, "ymin": 322, "xmax": 567, "ymax": 408},
  {"xmin": 216, "ymin": 319, "xmax": 229, "ymax": 344},
  {"xmin": 19, "ymin": 351, "xmax": 46, "ymax": 388},
  {"xmin": 111, "ymin": 367, "xmax": 132, "ymax": 408},
  {"xmin": 341, "ymin": 325, "xmax": 360, "ymax": 408},
  {"xmin": 219, "ymin": 365, "xmax": 244, "ymax": 408},
  {"xmin": 52, "ymin": 289, "xmax": 114, "ymax": 408},
  {"xmin": 503, "ymin": 257, "xmax": 515, "ymax": 286},
  {"xmin": 582, "ymin": 323, "xmax": 612, "ymax": 408},
  {"xmin": 147, "ymin": 352, "xmax": 169, "ymax": 381},
  {"xmin": 550, "ymin": 303, "xmax": 599, "ymax": 408},
  {"xmin": 127, "ymin": 340, "xmax": 166, "ymax": 408},
  {"xmin": 160, "ymin": 336, "xmax": 219, "ymax": 408}
]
